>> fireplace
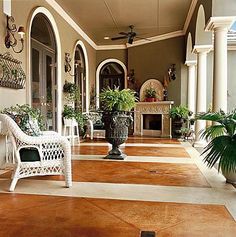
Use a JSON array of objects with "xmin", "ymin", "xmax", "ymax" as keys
[
  {"xmin": 134, "ymin": 101, "xmax": 173, "ymax": 137},
  {"xmin": 143, "ymin": 114, "xmax": 162, "ymax": 136}
]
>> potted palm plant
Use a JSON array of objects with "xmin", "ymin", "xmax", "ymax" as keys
[
  {"xmin": 100, "ymin": 87, "xmax": 136, "ymax": 160},
  {"xmin": 196, "ymin": 110, "xmax": 236, "ymax": 184}
]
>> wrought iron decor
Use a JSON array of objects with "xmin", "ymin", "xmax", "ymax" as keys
[{"xmin": 0, "ymin": 52, "xmax": 26, "ymax": 89}]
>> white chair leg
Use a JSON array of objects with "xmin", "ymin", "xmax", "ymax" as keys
[
  {"xmin": 9, "ymin": 178, "xmax": 18, "ymax": 192},
  {"xmin": 9, "ymin": 166, "xmax": 20, "ymax": 192}
]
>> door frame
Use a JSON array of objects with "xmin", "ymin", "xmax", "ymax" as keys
[
  {"xmin": 96, "ymin": 59, "xmax": 127, "ymax": 109},
  {"xmin": 27, "ymin": 7, "xmax": 62, "ymax": 133}
]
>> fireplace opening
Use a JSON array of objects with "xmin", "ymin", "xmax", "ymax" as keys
[{"xmin": 143, "ymin": 114, "xmax": 162, "ymax": 130}]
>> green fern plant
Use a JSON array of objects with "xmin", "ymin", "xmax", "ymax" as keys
[
  {"xmin": 196, "ymin": 110, "xmax": 236, "ymax": 173},
  {"xmin": 99, "ymin": 87, "xmax": 137, "ymax": 111},
  {"xmin": 169, "ymin": 105, "xmax": 190, "ymax": 120}
]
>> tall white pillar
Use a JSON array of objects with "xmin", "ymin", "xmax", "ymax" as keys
[
  {"xmin": 206, "ymin": 17, "xmax": 235, "ymax": 112},
  {"xmin": 185, "ymin": 61, "xmax": 197, "ymax": 114},
  {"xmin": 193, "ymin": 45, "xmax": 212, "ymax": 144}
]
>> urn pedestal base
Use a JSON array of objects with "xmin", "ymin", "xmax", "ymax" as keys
[{"xmin": 104, "ymin": 147, "xmax": 126, "ymax": 160}]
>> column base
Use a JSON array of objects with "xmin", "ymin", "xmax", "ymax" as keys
[{"xmin": 193, "ymin": 140, "xmax": 207, "ymax": 148}]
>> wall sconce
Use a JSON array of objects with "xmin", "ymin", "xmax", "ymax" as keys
[
  {"xmin": 168, "ymin": 64, "xmax": 176, "ymax": 81},
  {"xmin": 5, "ymin": 15, "xmax": 25, "ymax": 53},
  {"xmin": 65, "ymin": 53, "xmax": 78, "ymax": 76}
]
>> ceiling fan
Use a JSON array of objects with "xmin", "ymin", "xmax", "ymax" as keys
[{"xmin": 111, "ymin": 25, "xmax": 151, "ymax": 44}]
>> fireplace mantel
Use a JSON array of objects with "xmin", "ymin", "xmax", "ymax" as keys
[{"xmin": 134, "ymin": 101, "xmax": 174, "ymax": 138}]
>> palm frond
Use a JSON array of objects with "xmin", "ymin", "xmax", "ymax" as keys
[
  {"xmin": 202, "ymin": 135, "xmax": 236, "ymax": 173},
  {"xmin": 200, "ymin": 125, "xmax": 225, "ymax": 140},
  {"xmin": 196, "ymin": 111, "xmax": 225, "ymax": 123}
]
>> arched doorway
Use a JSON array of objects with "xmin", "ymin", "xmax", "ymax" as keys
[
  {"xmin": 96, "ymin": 59, "xmax": 127, "ymax": 109},
  {"xmin": 74, "ymin": 44, "xmax": 86, "ymax": 112},
  {"xmin": 100, "ymin": 62, "xmax": 125, "ymax": 92},
  {"xmin": 30, "ymin": 13, "xmax": 57, "ymax": 131}
]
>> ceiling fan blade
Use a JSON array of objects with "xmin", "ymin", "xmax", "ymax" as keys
[
  {"xmin": 119, "ymin": 32, "xmax": 128, "ymax": 35},
  {"xmin": 135, "ymin": 36, "xmax": 151, "ymax": 41},
  {"xmin": 111, "ymin": 36, "xmax": 128, "ymax": 40}
]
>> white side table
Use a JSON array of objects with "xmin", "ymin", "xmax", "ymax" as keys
[{"xmin": 63, "ymin": 118, "xmax": 80, "ymax": 146}]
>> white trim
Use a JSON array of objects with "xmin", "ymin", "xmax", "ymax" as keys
[
  {"xmin": 228, "ymin": 45, "xmax": 236, "ymax": 50},
  {"xmin": 127, "ymin": 31, "xmax": 184, "ymax": 48},
  {"xmin": 45, "ymin": 0, "xmax": 97, "ymax": 49},
  {"xmin": 72, "ymin": 40, "xmax": 89, "ymax": 112},
  {"xmin": 185, "ymin": 60, "xmax": 197, "ymax": 66},
  {"xmin": 193, "ymin": 44, "xmax": 213, "ymax": 53},
  {"xmin": 183, "ymin": 0, "xmax": 198, "ymax": 34},
  {"xmin": 95, "ymin": 59, "xmax": 127, "ymax": 109},
  {"xmin": 27, "ymin": 7, "xmax": 62, "ymax": 134},
  {"xmin": 96, "ymin": 45, "xmax": 127, "ymax": 50},
  {"xmin": 205, "ymin": 16, "xmax": 236, "ymax": 31}
]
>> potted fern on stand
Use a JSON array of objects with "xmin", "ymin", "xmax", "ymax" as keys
[
  {"xmin": 196, "ymin": 110, "xmax": 236, "ymax": 184},
  {"xmin": 100, "ymin": 87, "xmax": 136, "ymax": 160}
]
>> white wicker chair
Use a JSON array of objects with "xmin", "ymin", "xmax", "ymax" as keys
[{"xmin": 0, "ymin": 114, "xmax": 72, "ymax": 192}]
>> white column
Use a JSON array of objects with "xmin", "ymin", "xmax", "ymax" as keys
[
  {"xmin": 206, "ymin": 17, "xmax": 235, "ymax": 112},
  {"xmin": 185, "ymin": 61, "xmax": 197, "ymax": 114},
  {"xmin": 193, "ymin": 45, "xmax": 212, "ymax": 144}
]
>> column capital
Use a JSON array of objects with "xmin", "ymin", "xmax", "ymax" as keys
[
  {"xmin": 185, "ymin": 60, "xmax": 197, "ymax": 66},
  {"xmin": 205, "ymin": 16, "xmax": 236, "ymax": 31},
  {"xmin": 193, "ymin": 45, "xmax": 212, "ymax": 54}
]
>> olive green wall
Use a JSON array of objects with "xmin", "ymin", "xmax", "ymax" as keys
[
  {"xmin": 96, "ymin": 49, "xmax": 127, "ymax": 67},
  {"xmin": 128, "ymin": 36, "xmax": 186, "ymax": 106}
]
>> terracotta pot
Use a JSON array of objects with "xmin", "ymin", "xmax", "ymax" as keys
[{"xmin": 145, "ymin": 97, "xmax": 155, "ymax": 102}]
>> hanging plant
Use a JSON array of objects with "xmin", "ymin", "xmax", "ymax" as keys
[{"xmin": 63, "ymin": 81, "xmax": 80, "ymax": 102}]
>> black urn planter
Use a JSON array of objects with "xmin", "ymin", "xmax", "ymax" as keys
[
  {"xmin": 102, "ymin": 111, "xmax": 133, "ymax": 160},
  {"xmin": 172, "ymin": 118, "xmax": 185, "ymax": 138}
]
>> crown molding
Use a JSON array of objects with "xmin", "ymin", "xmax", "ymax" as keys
[
  {"xmin": 183, "ymin": 0, "xmax": 198, "ymax": 34},
  {"xmin": 205, "ymin": 16, "xmax": 236, "ymax": 31},
  {"xmin": 96, "ymin": 44, "xmax": 127, "ymax": 50},
  {"xmin": 45, "ymin": 0, "xmax": 98, "ymax": 49},
  {"xmin": 127, "ymin": 30, "xmax": 184, "ymax": 48}
]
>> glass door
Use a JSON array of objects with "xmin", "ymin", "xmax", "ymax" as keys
[{"xmin": 31, "ymin": 40, "xmax": 57, "ymax": 131}]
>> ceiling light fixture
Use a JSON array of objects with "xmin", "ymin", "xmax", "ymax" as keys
[
  {"xmin": 5, "ymin": 15, "xmax": 25, "ymax": 53},
  {"xmin": 104, "ymin": 36, "xmax": 110, "ymax": 40}
]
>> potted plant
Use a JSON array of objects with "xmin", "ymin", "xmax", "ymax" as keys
[
  {"xmin": 144, "ymin": 88, "xmax": 157, "ymax": 102},
  {"xmin": 100, "ymin": 87, "xmax": 136, "ymax": 160},
  {"xmin": 63, "ymin": 81, "xmax": 80, "ymax": 103},
  {"xmin": 196, "ymin": 110, "xmax": 236, "ymax": 184},
  {"xmin": 169, "ymin": 105, "xmax": 190, "ymax": 138}
]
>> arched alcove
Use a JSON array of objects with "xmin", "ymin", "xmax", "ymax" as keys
[
  {"xmin": 195, "ymin": 5, "xmax": 212, "ymax": 46},
  {"xmin": 96, "ymin": 59, "xmax": 127, "ymax": 109},
  {"xmin": 186, "ymin": 33, "xmax": 196, "ymax": 62}
]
